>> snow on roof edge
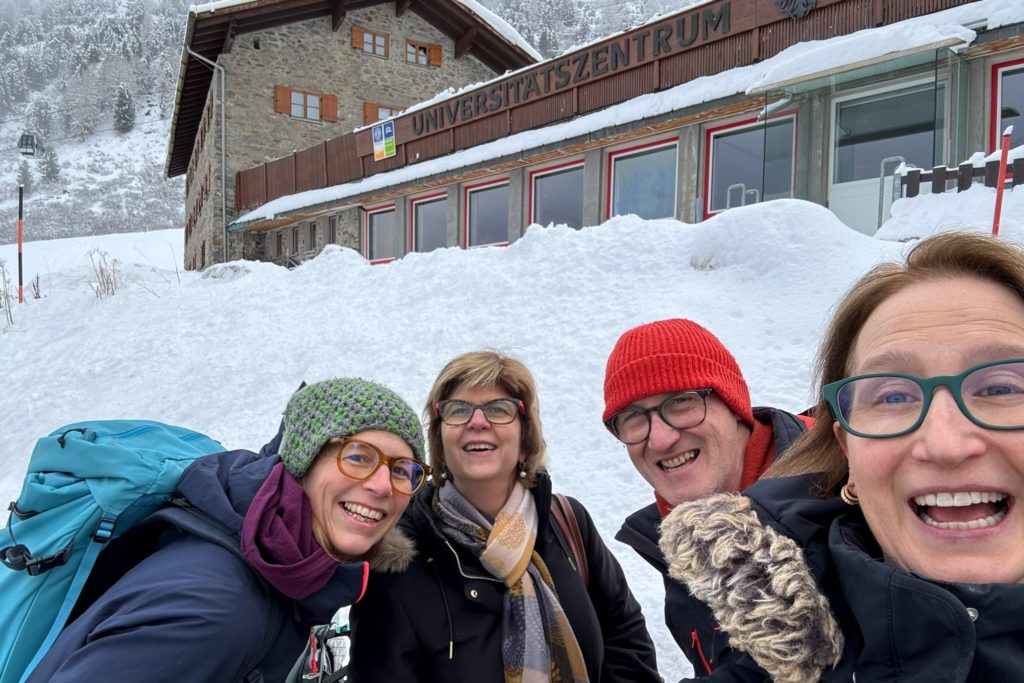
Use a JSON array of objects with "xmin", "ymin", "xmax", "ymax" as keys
[{"xmin": 233, "ymin": 0, "xmax": 1023, "ymax": 226}]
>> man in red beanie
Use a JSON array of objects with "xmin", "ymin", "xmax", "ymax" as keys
[{"xmin": 604, "ymin": 318, "xmax": 811, "ymax": 676}]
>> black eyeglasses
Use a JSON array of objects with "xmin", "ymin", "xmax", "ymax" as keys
[
  {"xmin": 436, "ymin": 398, "xmax": 524, "ymax": 426},
  {"xmin": 604, "ymin": 389, "xmax": 713, "ymax": 445},
  {"xmin": 824, "ymin": 358, "xmax": 1024, "ymax": 438},
  {"xmin": 328, "ymin": 437, "xmax": 431, "ymax": 495}
]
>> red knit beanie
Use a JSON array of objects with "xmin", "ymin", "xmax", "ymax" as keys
[{"xmin": 603, "ymin": 319, "xmax": 754, "ymax": 427}]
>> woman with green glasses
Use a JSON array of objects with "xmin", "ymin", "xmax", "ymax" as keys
[
  {"xmin": 658, "ymin": 231, "xmax": 1024, "ymax": 682},
  {"xmin": 348, "ymin": 350, "xmax": 661, "ymax": 682}
]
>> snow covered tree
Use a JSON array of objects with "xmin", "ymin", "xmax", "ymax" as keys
[
  {"xmin": 572, "ymin": 0, "xmax": 602, "ymax": 47},
  {"xmin": 17, "ymin": 160, "xmax": 33, "ymax": 196},
  {"xmin": 27, "ymin": 98, "xmax": 55, "ymax": 139},
  {"xmin": 0, "ymin": 59, "xmax": 26, "ymax": 114},
  {"xmin": 38, "ymin": 146, "xmax": 61, "ymax": 184},
  {"xmin": 113, "ymin": 82, "xmax": 136, "ymax": 132}
]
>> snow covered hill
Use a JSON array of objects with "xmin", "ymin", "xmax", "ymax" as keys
[{"xmin": 2, "ymin": 188, "xmax": 1020, "ymax": 680}]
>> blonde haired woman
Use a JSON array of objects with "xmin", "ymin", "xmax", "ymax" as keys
[{"xmin": 350, "ymin": 351, "xmax": 661, "ymax": 682}]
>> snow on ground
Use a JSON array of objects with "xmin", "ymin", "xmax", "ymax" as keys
[{"xmin": 1, "ymin": 190, "xmax": 1020, "ymax": 680}]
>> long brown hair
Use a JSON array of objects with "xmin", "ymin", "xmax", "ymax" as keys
[
  {"xmin": 424, "ymin": 350, "xmax": 548, "ymax": 487},
  {"xmin": 766, "ymin": 231, "xmax": 1024, "ymax": 495}
]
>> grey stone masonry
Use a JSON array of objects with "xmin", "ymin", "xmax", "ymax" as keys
[{"xmin": 184, "ymin": 5, "xmax": 499, "ymax": 270}]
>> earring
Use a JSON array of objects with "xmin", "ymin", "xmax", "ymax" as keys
[
  {"xmin": 517, "ymin": 462, "xmax": 527, "ymax": 479},
  {"xmin": 840, "ymin": 482, "xmax": 859, "ymax": 506},
  {"xmin": 439, "ymin": 468, "xmax": 449, "ymax": 481}
]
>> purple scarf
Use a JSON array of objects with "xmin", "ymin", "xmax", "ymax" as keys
[{"xmin": 240, "ymin": 462, "xmax": 340, "ymax": 600}]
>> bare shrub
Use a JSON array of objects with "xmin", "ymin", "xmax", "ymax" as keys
[
  {"xmin": 690, "ymin": 254, "xmax": 720, "ymax": 271},
  {"xmin": 90, "ymin": 249, "xmax": 123, "ymax": 299},
  {"xmin": 31, "ymin": 274, "xmax": 41, "ymax": 299},
  {"xmin": 0, "ymin": 260, "xmax": 14, "ymax": 328}
]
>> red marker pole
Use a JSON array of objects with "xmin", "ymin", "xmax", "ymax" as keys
[
  {"xmin": 17, "ymin": 184, "xmax": 24, "ymax": 304},
  {"xmin": 992, "ymin": 125, "xmax": 1013, "ymax": 236}
]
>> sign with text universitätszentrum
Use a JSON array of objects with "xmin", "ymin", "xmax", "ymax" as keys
[{"xmin": 373, "ymin": 120, "xmax": 396, "ymax": 161}]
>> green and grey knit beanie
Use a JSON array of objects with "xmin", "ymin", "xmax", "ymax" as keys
[{"xmin": 279, "ymin": 377, "xmax": 425, "ymax": 479}]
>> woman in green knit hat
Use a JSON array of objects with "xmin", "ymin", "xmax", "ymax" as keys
[{"xmin": 29, "ymin": 377, "xmax": 427, "ymax": 683}]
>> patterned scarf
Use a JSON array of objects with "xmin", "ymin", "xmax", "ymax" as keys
[{"xmin": 435, "ymin": 482, "xmax": 589, "ymax": 683}]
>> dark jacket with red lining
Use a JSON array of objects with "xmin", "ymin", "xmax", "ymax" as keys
[{"xmin": 614, "ymin": 406, "xmax": 808, "ymax": 679}]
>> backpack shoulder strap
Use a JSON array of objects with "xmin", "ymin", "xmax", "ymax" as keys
[{"xmin": 549, "ymin": 494, "xmax": 588, "ymax": 588}]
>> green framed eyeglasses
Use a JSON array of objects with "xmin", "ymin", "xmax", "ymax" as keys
[{"xmin": 824, "ymin": 358, "xmax": 1024, "ymax": 439}]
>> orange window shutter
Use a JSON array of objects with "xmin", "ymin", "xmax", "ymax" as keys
[
  {"xmin": 322, "ymin": 95, "xmax": 338, "ymax": 122},
  {"xmin": 428, "ymin": 44, "xmax": 442, "ymax": 66},
  {"xmin": 273, "ymin": 85, "xmax": 290, "ymax": 114},
  {"xmin": 363, "ymin": 101, "xmax": 377, "ymax": 125},
  {"xmin": 352, "ymin": 26, "xmax": 364, "ymax": 49}
]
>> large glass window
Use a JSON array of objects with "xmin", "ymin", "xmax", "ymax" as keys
[
  {"xmin": 708, "ymin": 118, "xmax": 795, "ymax": 214},
  {"xmin": 532, "ymin": 163, "xmax": 584, "ymax": 228},
  {"xmin": 366, "ymin": 207, "xmax": 397, "ymax": 261},
  {"xmin": 609, "ymin": 142, "xmax": 677, "ymax": 219},
  {"xmin": 413, "ymin": 195, "xmax": 447, "ymax": 252},
  {"xmin": 994, "ymin": 60, "xmax": 1024, "ymax": 150},
  {"xmin": 834, "ymin": 84, "xmax": 945, "ymax": 183},
  {"xmin": 466, "ymin": 181, "xmax": 509, "ymax": 247}
]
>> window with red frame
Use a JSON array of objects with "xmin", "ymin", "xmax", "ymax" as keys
[
  {"xmin": 608, "ymin": 141, "xmax": 677, "ymax": 220},
  {"xmin": 706, "ymin": 117, "xmax": 795, "ymax": 215},
  {"xmin": 412, "ymin": 195, "xmax": 447, "ymax": 252},
  {"xmin": 465, "ymin": 181, "xmax": 509, "ymax": 247},
  {"xmin": 366, "ymin": 207, "xmax": 397, "ymax": 261},
  {"xmin": 531, "ymin": 163, "xmax": 584, "ymax": 228},
  {"xmin": 993, "ymin": 59, "xmax": 1024, "ymax": 151}
]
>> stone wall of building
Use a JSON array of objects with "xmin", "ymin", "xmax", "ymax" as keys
[{"xmin": 184, "ymin": 5, "xmax": 500, "ymax": 269}]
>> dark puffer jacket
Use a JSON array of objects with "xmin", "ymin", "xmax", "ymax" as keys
[
  {"xmin": 28, "ymin": 438, "xmax": 409, "ymax": 683},
  {"xmin": 659, "ymin": 473, "xmax": 1024, "ymax": 682},
  {"xmin": 348, "ymin": 472, "xmax": 662, "ymax": 682},
  {"xmin": 615, "ymin": 407, "xmax": 808, "ymax": 677}
]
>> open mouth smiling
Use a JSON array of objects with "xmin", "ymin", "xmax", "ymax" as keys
[
  {"xmin": 659, "ymin": 449, "xmax": 699, "ymax": 472},
  {"xmin": 912, "ymin": 491, "xmax": 1010, "ymax": 530},
  {"xmin": 342, "ymin": 502, "xmax": 384, "ymax": 523}
]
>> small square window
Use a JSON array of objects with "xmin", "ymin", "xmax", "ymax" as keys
[
  {"xmin": 361, "ymin": 29, "xmax": 388, "ymax": 58},
  {"xmin": 406, "ymin": 42, "xmax": 429, "ymax": 66},
  {"xmin": 286, "ymin": 90, "xmax": 322, "ymax": 121}
]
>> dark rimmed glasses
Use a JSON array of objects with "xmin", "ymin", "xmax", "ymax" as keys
[
  {"xmin": 328, "ymin": 437, "xmax": 431, "ymax": 495},
  {"xmin": 435, "ymin": 398, "xmax": 524, "ymax": 426},
  {"xmin": 824, "ymin": 358, "xmax": 1024, "ymax": 439},
  {"xmin": 604, "ymin": 389, "xmax": 713, "ymax": 445}
]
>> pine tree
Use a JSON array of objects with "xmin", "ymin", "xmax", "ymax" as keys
[
  {"xmin": 113, "ymin": 81, "xmax": 135, "ymax": 133},
  {"xmin": 573, "ymin": 0, "xmax": 602, "ymax": 46},
  {"xmin": 17, "ymin": 160, "xmax": 33, "ymax": 196},
  {"xmin": 39, "ymin": 146, "xmax": 60, "ymax": 184}
]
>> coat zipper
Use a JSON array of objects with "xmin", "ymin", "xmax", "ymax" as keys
[{"xmin": 442, "ymin": 538, "xmax": 501, "ymax": 583}]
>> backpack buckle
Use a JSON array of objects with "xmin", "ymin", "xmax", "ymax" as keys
[
  {"xmin": 25, "ymin": 544, "xmax": 73, "ymax": 576},
  {"xmin": 92, "ymin": 517, "xmax": 116, "ymax": 543},
  {"xmin": 1, "ymin": 542, "xmax": 73, "ymax": 576}
]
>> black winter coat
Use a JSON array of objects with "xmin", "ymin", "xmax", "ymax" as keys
[
  {"xmin": 348, "ymin": 472, "xmax": 662, "ymax": 682},
  {"xmin": 659, "ymin": 473, "xmax": 1024, "ymax": 682},
  {"xmin": 615, "ymin": 407, "xmax": 808, "ymax": 678}
]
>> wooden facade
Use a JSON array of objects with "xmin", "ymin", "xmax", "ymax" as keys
[{"xmin": 234, "ymin": 0, "xmax": 976, "ymax": 215}]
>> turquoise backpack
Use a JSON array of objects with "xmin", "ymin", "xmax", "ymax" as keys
[{"xmin": 0, "ymin": 420, "xmax": 224, "ymax": 683}]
